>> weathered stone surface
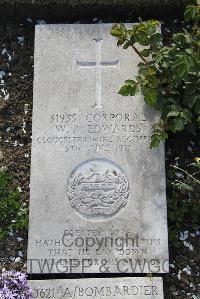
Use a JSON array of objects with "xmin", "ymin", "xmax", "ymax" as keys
[
  {"xmin": 29, "ymin": 277, "xmax": 164, "ymax": 298},
  {"xmin": 27, "ymin": 24, "xmax": 169, "ymax": 274}
]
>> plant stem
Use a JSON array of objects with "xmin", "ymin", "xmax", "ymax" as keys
[
  {"xmin": 173, "ymin": 165, "xmax": 200, "ymax": 185},
  {"xmin": 132, "ymin": 45, "xmax": 148, "ymax": 64}
]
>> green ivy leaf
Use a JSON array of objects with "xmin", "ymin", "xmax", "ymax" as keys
[
  {"xmin": 124, "ymin": 79, "xmax": 134, "ymax": 84},
  {"xmin": 117, "ymin": 36, "xmax": 126, "ymax": 47},
  {"xmin": 118, "ymin": 84, "xmax": 137, "ymax": 96},
  {"xmin": 172, "ymin": 56, "xmax": 191, "ymax": 80},
  {"xmin": 141, "ymin": 85, "xmax": 158, "ymax": 106},
  {"xmin": 137, "ymin": 35, "xmax": 150, "ymax": 46},
  {"xmin": 150, "ymin": 33, "xmax": 162, "ymax": 43},
  {"xmin": 171, "ymin": 118, "xmax": 185, "ymax": 132},
  {"xmin": 123, "ymin": 41, "xmax": 130, "ymax": 49},
  {"xmin": 167, "ymin": 110, "xmax": 180, "ymax": 118},
  {"xmin": 140, "ymin": 48, "xmax": 150, "ymax": 57},
  {"xmin": 180, "ymin": 110, "xmax": 192, "ymax": 122},
  {"xmin": 150, "ymin": 136, "xmax": 161, "ymax": 148},
  {"xmin": 111, "ymin": 26, "xmax": 122, "ymax": 37},
  {"xmin": 119, "ymin": 23, "xmax": 126, "ymax": 33}
]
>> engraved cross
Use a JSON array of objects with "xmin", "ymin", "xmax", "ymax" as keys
[{"xmin": 77, "ymin": 38, "xmax": 119, "ymax": 108}]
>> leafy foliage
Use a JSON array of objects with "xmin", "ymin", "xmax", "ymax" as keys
[
  {"xmin": 111, "ymin": 2, "xmax": 200, "ymax": 147},
  {"xmin": 0, "ymin": 171, "xmax": 28, "ymax": 240},
  {"xmin": 167, "ymin": 160, "xmax": 200, "ymax": 240}
]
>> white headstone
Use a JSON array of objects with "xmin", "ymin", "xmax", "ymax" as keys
[{"xmin": 27, "ymin": 24, "xmax": 169, "ymax": 274}]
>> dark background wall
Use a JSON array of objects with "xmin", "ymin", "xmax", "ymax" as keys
[{"xmin": 0, "ymin": 0, "xmax": 192, "ymax": 21}]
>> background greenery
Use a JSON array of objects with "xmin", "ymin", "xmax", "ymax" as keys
[
  {"xmin": 111, "ymin": 3, "xmax": 200, "ymax": 148},
  {"xmin": 0, "ymin": 171, "xmax": 28, "ymax": 240}
]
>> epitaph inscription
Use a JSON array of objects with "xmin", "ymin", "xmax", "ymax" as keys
[
  {"xmin": 67, "ymin": 158, "xmax": 129, "ymax": 220},
  {"xmin": 28, "ymin": 24, "xmax": 169, "ymax": 274}
]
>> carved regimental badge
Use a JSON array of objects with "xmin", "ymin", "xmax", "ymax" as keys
[{"xmin": 67, "ymin": 159, "xmax": 129, "ymax": 220}]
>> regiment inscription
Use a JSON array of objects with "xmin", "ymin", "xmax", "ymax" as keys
[{"xmin": 36, "ymin": 111, "xmax": 149, "ymax": 153}]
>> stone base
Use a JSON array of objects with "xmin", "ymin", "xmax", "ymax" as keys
[{"xmin": 29, "ymin": 277, "xmax": 164, "ymax": 298}]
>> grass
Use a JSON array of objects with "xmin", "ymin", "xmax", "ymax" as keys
[{"xmin": 0, "ymin": 171, "xmax": 28, "ymax": 240}]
